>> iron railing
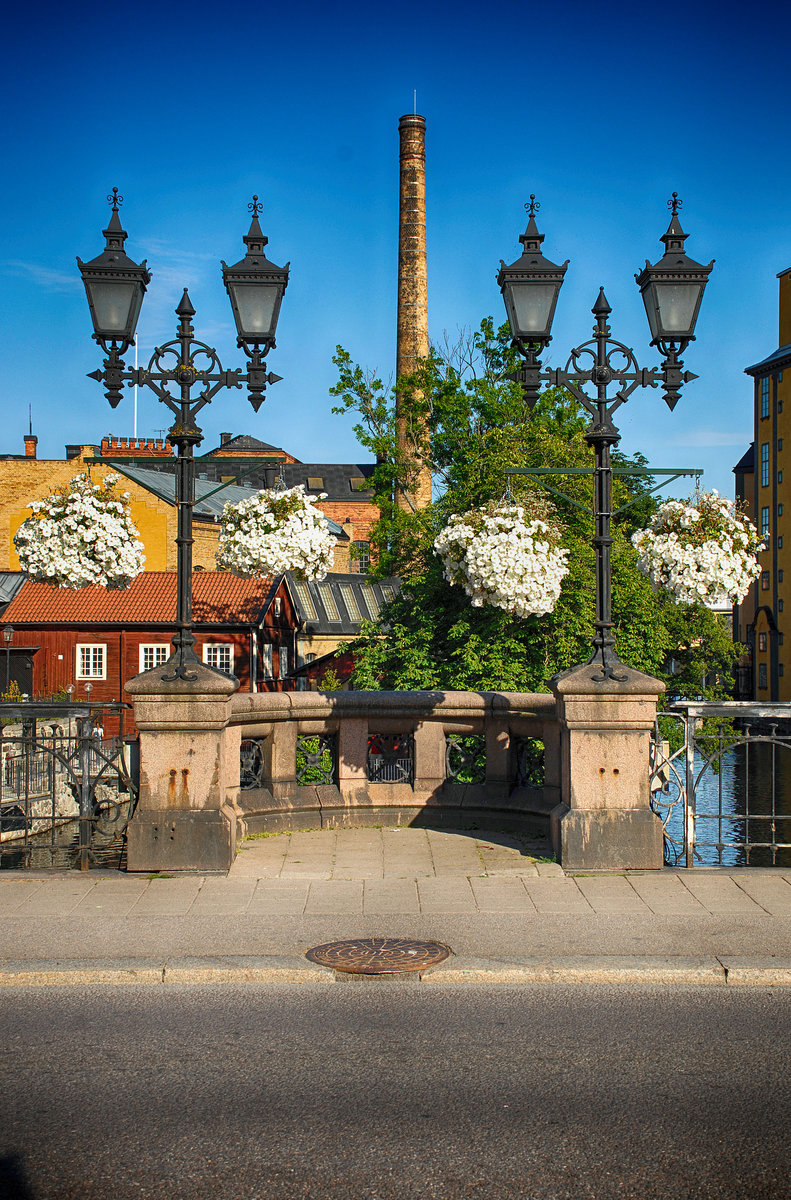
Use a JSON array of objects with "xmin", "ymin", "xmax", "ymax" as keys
[
  {"xmin": 0, "ymin": 703, "xmax": 138, "ymax": 871},
  {"xmin": 650, "ymin": 702, "xmax": 791, "ymax": 867}
]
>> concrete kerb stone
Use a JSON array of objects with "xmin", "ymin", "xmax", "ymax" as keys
[{"xmin": 3, "ymin": 954, "xmax": 791, "ymax": 988}]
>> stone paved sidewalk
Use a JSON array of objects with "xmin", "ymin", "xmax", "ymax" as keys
[{"xmin": 1, "ymin": 827, "xmax": 791, "ymax": 920}]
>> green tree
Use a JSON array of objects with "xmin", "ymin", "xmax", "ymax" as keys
[{"xmin": 331, "ymin": 319, "xmax": 737, "ymax": 697}]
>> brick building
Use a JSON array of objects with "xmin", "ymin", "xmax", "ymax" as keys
[{"xmin": 0, "ymin": 572, "xmax": 298, "ymax": 730}]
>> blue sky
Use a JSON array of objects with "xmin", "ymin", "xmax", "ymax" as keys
[{"xmin": 1, "ymin": 0, "xmax": 788, "ymax": 498}]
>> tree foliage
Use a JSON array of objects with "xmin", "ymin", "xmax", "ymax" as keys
[{"xmin": 331, "ymin": 319, "xmax": 737, "ymax": 698}]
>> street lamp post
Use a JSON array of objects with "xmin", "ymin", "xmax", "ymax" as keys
[
  {"xmin": 79, "ymin": 191, "xmax": 289, "ymax": 681},
  {"xmin": 498, "ymin": 194, "xmax": 713, "ymax": 682},
  {"xmin": 3, "ymin": 624, "xmax": 14, "ymax": 692}
]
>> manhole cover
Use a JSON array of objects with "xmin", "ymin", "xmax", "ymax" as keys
[{"xmin": 306, "ymin": 937, "xmax": 451, "ymax": 975}]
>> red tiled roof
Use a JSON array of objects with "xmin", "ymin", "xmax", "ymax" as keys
[{"xmin": 2, "ymin": 572, "xmax": 277, "ymax": 626}]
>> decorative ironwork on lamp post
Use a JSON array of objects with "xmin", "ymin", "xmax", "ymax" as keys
[
  {"xmin": 498, "ymin": 193, "xmax": 714, "ymax": 682},
  {"xmin": 79, "ymin": 190, "xmax": 289, "ymax": 681}
]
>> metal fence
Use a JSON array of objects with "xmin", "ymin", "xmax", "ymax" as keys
[
  {"xmin": 650, "ymin": 702, "xmax": 791, "ymax": 867},
  {"xmin": 0, "ymin": 703, "xmax": 138, "ymax": 871}
]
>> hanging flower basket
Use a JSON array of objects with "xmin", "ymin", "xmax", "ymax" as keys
[
  {"xmin": 14, "ymin": 474, "xmax": 145, "ymax": 590},
  {"xmin": 631, "ymin": 491, "xmax": 763, "ymax": 606},
  {"xmin": 216, "ymin": 484, "xmax": 335, "ymax": 581},
  {"xmin": 433, "ymin": 499, "xmax": 570, "ymax": 618}
]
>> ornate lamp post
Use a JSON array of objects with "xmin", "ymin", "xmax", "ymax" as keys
[
  {"xmin": 3, "ymin": 624, "xmax": 14, "ymax": 692},
  {"xmin": 79, "ymin": 191, "xmax": 289, "ymax": 681},
  {"xmin": 498, "ymin": 194, "xmax": 713, "ymax": 681}
]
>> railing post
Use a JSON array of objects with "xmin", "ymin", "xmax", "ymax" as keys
[
  {"xmin": 413, "ymin": 721, "xmax": 446, "ymax": 793},
  {"xmin": 337, "ymin": 718, "xmax": 369, "ymax": 801},
  {"xmin": 551, "ymin": 663, "xmax": 665, "ymax": 870},
  {"xmin": 125, "ymin": 663, "xmax": 240, "ymax": 872}
]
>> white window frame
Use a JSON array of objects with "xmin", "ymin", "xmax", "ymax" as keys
[
  {"xmin": 76, "ymin": 643, "xmax": 106, "ymax": 680},
  {"xmin": 278, "ymin": 645, "xmax": 289, "ymax": 679},
  {"xmin": 203, "ymin": 643, "xmax": 234, "ymax": 674},
  {"xmin": 262, "ymin": 643, "xmax": 274, "ymax": 679},
  {"xmin": 139, "ymin": 643, "xmax": 170, "ymax": 672}
]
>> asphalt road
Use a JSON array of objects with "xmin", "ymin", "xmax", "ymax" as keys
[{"xmin": 2, "ymin": 982, "xmax": 790, "ymax": 1200}]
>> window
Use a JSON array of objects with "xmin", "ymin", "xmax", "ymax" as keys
[
  {"xmin": 759, "ymin": 663, "xmax": 768, "ymax": 690},
  {"xmin": 758, "ymin": 632, "xmax": 768, "ymax": 652},
  {"xmin": 203, "ymin": 643, "xmax": 234, "ymax": 674},
  {"xmin": 781, "ymin": 633, "xmax": 785, "ymax": 646},
  {"xmin": 293, "ymin": 581, "xmax": 318, "ymax": 621},
  {"xmin": 339, "ymin": 584, "xmax": 361, "ymax": 622},
  {"xmin": 278, "ymin": 645, "xmax": 289, "ymax": 679},
  {"xmin": 779, "ymin": 504, "xmax": 784, "ymax": 517},
  {"xmin": 762, "ymin": 506, "xmax": 770, "ymax": 539},
  {"xmin": 779, "ymin": 439, "xmax": 784, "ymax": 452},
  {"xmin": 761, "ymin": 571, "xmax": 771, "ymax": 590},
  {"xmin": 262, "ymin": 643, "xmax": 273, "ymax": 679},
  {"xmin": 351, "ymin": 540, "xmax": 370, "ymax": 574},
  {"xmin": 306, "ymin": 476, "xmax": 324, "ymax": 490},
  {"xmin": 781, "ymin": 664, "xmax": 785, "ymax": 677},
  {"xmin": 779, "ymin": 536, "xmax": 784, "ymax": 550},
  {"xmin": 780, "ymin": 570, "xmax": 785, "ymax": 583},
  {"xmin": 139, "ymin": 644, "xmax": 169, "ymax": 672},
  {"xmin": 318, "ymin": 583, "xmax": 340, "ymax": 621},
  {"xmin": 76, "ymin": 644, "xmax": 106, "ymax": 679},
  {"xmin": 780, "ymin": 599, "xmax": 785, "ymax": 612},
  {"xmin": 780, "ymin": 472, "xmax": 784, "ymax": 485},
  {"xmin": 761, "ymin": 377, "xmax": 770, "ymax": 419},
  {"xmin": 360, "ymin": 586, "xmax": 380, "ymax": 619},
  {"xmin": 761, "ymin": 442, "xmax": 770, "ymax": 487}
]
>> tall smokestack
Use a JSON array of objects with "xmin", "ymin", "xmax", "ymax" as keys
[{"xmin": 396, "ymin": 113, "xmax": 431, "ymax": 509}]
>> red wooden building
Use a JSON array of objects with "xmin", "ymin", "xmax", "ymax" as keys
[{"xmin": 1, "ymin": 572, "xmax": 299, "ymax": 732}]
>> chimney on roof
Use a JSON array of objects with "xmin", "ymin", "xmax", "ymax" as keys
[
  {"xmin": 24, "ymin": 434, "xmax": 37, "ymax": 459},
  {"xmin": 220, "ymin": 432, "xmax": 232, "ymax": 446},
  {"xmin": 396, "ymin": 113, "xmax": 431, "ymax": 510}
]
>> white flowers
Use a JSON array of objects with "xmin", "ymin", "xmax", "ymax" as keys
[
  {"xmin": 434, "ymin": 502, "xmax": 570, "ymax": 618},
  {"xmin": 14, "ymin": 474, "xmax": 145, "ymax": 590},
  {"xmin": 216, "ymin": 484, "xmax": 335, "ymax": 581},
  {"xmin": 632, "ymin": 490, "xmax": 763, "ymax": 606}
]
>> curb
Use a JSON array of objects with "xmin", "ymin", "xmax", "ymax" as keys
[{"xmin": 2, "ymin": 955, "xmax": 791, "ymax": 988}]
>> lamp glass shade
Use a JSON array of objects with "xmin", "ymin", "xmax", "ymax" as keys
[
  {"xmin": 84, "ymin": 278, "xmax": 142, "ymax": 342},
  {"xmin": 227, "ymin": 281, "xmax": 281, "ymax": 340},
  {"xmin": 644, "ymin": 280, "xmax": 704, "ymax": 341},
  {"xmin": 504, "ymin": 280, "xmax": 559, "ymax": 342}
]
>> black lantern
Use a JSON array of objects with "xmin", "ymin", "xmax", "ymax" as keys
[
  {"xmin": 635, "ymin": 194, "xmax": 714, "ymax": 346},
  {"xmin": 222, "ymin": 196, "xmax": 289, "ymax": 350},
  {"xmin": 77, "ymin": 189, "xmax": 150, "ymax": 352},
  {"xmin": 497, "ymin": 196, "xmax": 568, "ymax": 348}
]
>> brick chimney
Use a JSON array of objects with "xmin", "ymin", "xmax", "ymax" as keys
[
  {"xmin": 23, "ymin": 434, "xmax": 37, "ymax": 459},
  {"xmin": 396, "ymin": 113, "xmax": 431, "ymax": 509}
]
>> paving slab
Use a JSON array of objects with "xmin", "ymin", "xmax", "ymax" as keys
[
  {"xmin": 188, "ymin": 878, "xmax": 257, "ymax": 915},
  {"xmin": 0, "ymin": 880, "xmax": 45, "ymax": 913},
  {"xmin": 469, "ymin": 877, "xmax": 537, "ymax": 913},
  {"xmin": 679, "ymin": 874, "xmax": 767, "ymax": 915},
  {"xmin": 626, "ymin": 874, "xmax": 709, "ymax": 915},
  {"xmin": 363, "ymin": 878, "xmax": 420, "ymax": 915},
  {"xmin": 10, "ymin": 878, "xmax": 97, "ymax": 917},
  {"xmin": 247, "ymin": 880, "xmax": 308, "ymax": 915},
  {"xmin": 574, "ymin": 877, "xmax": 652, "ymax": 915},
  {"xmin": 521, "ymin": 878, "xmax": 593, "ymax": 914},
  {"xmin": 304, "ymin": 881, "xmax": 364, "ymax": 914},
  {"xmin": 417, "ymin": 877, "xmax": 478, "ymax": 914},
  {"xmin": 129, "ymin": 878, "xmax": 205, "ymax": 916},
  {"xmin": 731, "ymin": 875, "xmax": 791, "ymax": 915}
]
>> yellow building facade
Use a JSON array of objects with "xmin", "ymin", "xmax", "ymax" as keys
[{"xmin": 735, "ymin": 268, "xmax": 791, "ymax": 700}]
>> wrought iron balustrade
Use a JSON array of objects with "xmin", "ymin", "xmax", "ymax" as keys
[
  {"xmin": 445, "ymin": 736, "xmax": 486, "ymax": 785},
  {"xmin": 367, "ymin": 733, "xmax": 415, "ymax": 784},
  {"xmin": 650, "ymin": 702, "xmax": 791, "ymax": 867},
  {"xmin": 0, "ymin": 703, "xmax": 138, "ymax": 871}
]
